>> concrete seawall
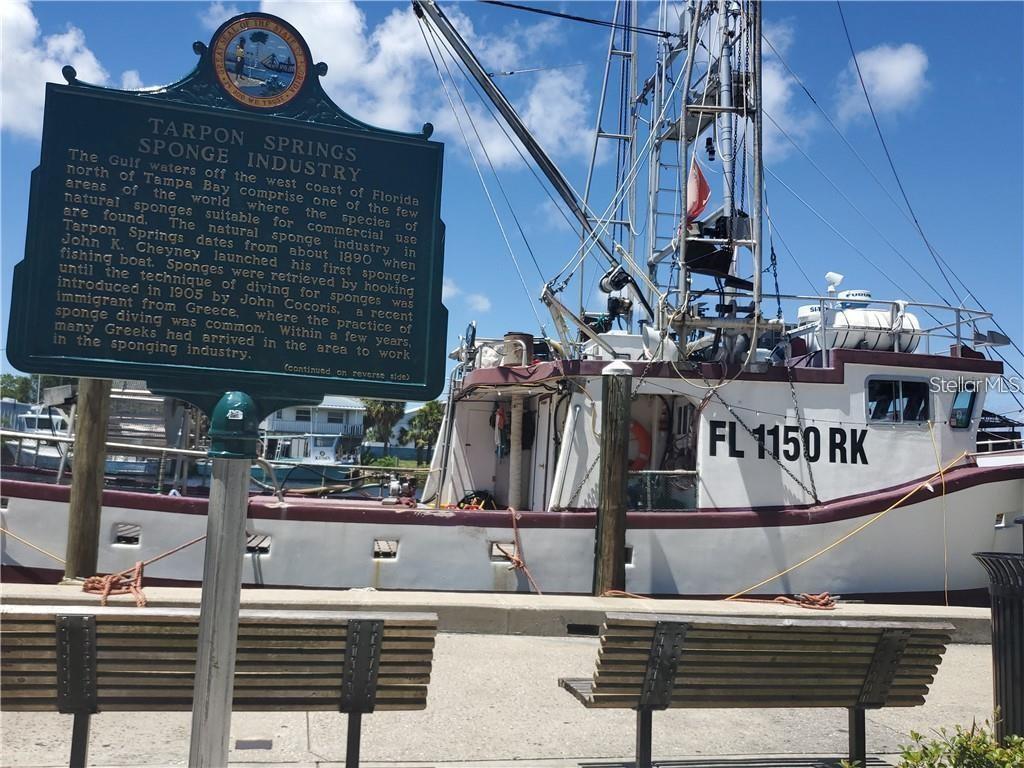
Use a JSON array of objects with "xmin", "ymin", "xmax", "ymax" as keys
[{"xmin": 0, "ymin": 583, "xmax": 993, "ymax": 643}]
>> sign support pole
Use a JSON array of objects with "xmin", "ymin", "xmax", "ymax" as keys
[
  {"xmin": 593, "ymin": 361, "xmax": 632, "ymax": 596},
  {"xmin": 63, "ymin": 377, "xmax": 111, "ymax": 580},
  {"xmin": 188, "ymin": 392, "xmax": 259, "ymax": 768}
]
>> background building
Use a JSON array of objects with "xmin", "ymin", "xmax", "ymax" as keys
[{"xmin": 261, "ymin": 396, "xmax": 365, "ymax": 461}]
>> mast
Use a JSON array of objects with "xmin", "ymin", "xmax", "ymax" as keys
[
  {"xmin": 751, "ymin": 0, "xmax": 763, "ymax": 317},
  {"xmin": 645, "ymin": 2, "xmax": 702, "ymax": 316},
  {"xmin": 651, "ymin": 0, "xmax": 763, "ymax": 361},
  {"xmin": 717, "ymin": 0, "xmax": 736, "ymax": 221},
  {"xmin": 673, "ymin": 2, "xmax": 703, "ymax": 317},
  {"xmin": 580, "ymin": 0, "xmax": 640, "ymax": 323}
]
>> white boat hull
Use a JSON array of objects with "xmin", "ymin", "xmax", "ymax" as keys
[{"xmin": 3, "ymin": 457, "xmax": 1020, "ymax": 600}]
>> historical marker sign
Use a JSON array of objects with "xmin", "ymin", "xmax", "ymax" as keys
[{"xmin": 7, "ymin": 13, "xmax": 447, "ymax": 412}]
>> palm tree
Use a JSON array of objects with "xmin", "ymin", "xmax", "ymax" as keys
[
  {"xmin": 407, "ymin": 400, "xmax": 444, "ymax": 465},
  {"xmin": 360, "ymin": 399, "xmax": 406, "ymax": 457},
  {"xmin": 249, "ymin": 31, "xmax": 269, "ymax": 68}
]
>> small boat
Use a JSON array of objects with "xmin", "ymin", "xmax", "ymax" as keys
[
  {"xmin": 1, "ymin": 405, "xmax": 70, "ymax": 472},
  {"xmin": 252, "ymin": 433, "xmax": 359, "ymax": 488}
]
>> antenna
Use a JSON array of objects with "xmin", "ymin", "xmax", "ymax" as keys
[{"xmin": 825, "ymin": 271, "xmax": 844, "ymax": 296}]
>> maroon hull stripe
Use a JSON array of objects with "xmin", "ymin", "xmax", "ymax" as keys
[
  {"xmin": 459, "ymin": 347, "xmax": 1003, "ymax": 395},
  {"xmin": 1, "ymin": 461, "xmax": 1019, "ymax": 530}
]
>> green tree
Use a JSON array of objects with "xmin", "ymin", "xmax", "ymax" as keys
[
  {"xmin": 408, "ymin": 400, "xmax": 444, "ymax": 465},
  {"xmin": 1, "ymin": 375, "xmax": 32, "ymax": 402},
  {"xmin": 360, "ymin": 399, "xmax": 406, "ymax": 456}
]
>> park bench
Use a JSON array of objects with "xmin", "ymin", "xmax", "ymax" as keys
[
  {"xmin": 559, "ymin": 612, "xmax": 953, "ymax": 767},
  {"xmin": 0, "ymin": 604, "xmax": 438, "ymax": 768}
]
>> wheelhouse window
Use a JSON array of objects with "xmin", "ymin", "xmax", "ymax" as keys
[
  {"xmin": 867, "ymin": 379, "xmax": 930, "ymax": 423},
  {"xmin": 949, "ymin": 388, "xmax": 977, "ymax": 429}
]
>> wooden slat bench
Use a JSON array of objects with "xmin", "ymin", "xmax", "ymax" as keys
[
  {"xmin": 0, "ymin": 604, "xmax": 438, "ymax": 768},
  {"xmin": 559, "ymin": 612, "xmax": 953, "ymax": 767}
]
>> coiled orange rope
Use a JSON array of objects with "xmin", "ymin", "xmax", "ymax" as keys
[{"xmin": 82, "ymin": 534, "xmax": 206, "ymax": 607}]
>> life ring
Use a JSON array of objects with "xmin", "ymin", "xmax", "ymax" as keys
[{"xmin": 628, "ymin": 420, "xmax": 652, "ymax": 471}]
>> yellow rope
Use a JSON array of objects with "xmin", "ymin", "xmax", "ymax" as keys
[
  {"xmin": 724, "ymin": 451, "xmax": 969, "ymax": 601},
  {"xmin": 927, "ymin": 421, "xmax": 950, "ymax": 606},
  {"xmin": 0, "ymin": 526, "xmax": 66, "ymax": 565}
]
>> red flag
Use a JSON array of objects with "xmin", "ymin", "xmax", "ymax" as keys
[{"xmin": 686, "ymin": 160, "xmax": 711, "ymax": 223}]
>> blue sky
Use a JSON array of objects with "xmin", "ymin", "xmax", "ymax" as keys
[{"xmin": 2, "ymin": 1, "xmax": 1022, "ymax": 413}]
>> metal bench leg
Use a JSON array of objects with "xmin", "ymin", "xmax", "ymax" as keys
[
  {"xmin": 346, "ymin": 712, "xmax": 362, "ymax": 768},
  {"xmin": 635, "ymin": 708, "xmax": 653, "ymax": 768},
  {"xmin": 848, "ymin": 707, "xmax": 866, "ymax": 765},
  {"xmin": 56, "ymin": 616, "xmax": 97, "ymax": 768},
  {"xmin": 69, "ymin": 713, "xmax": 91, "ymax": 768}
]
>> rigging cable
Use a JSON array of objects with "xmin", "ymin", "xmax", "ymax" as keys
[
  {"xmin": 417, "ymin": 18, "xmax": 548, "ymax": 334},
  {"xmin": 479, "ymin": 0, "xmax": 672, "ymax": 39},
  {"xmin": 764, "ymin": 166, "xmax": 945, "ymax": 326},
  {"xmin": 430, "ymin": 36, "xmax": 586, "ymax": 242},
  {"xmin": 762, "ymin": 208, "xmax": 818, "ymax": 294},
  {"xmin": 835, "ymin": 2, "xmax": 1024, "ymax": 396},
  {"xmin": 427, "ymin": 5, "xmax": 661, "ymax": 300},
  {"xmin": 762, "ymin": 30, "xmax": 1024, "ymax": 369},
  {"xmin": 548, "ymin": 4, "xmax": 714, "ymax": 292},
  {"xmin": 763, "ymin": 110, "xmax": 955, "ymax": 307},
  {"xmin": 487, "ymin": 62, "xmax": 585, "ymax": 77},
  {"xmin": 761, "ymin": 162, "xmax": 818, "ymax": 294},
  {"xmin": 424, "ymin": 22, "xmax": 547, "ymax": 283},
  {"xmin": 835, "ymin": 1, "xmax": 960, "ymax": 304}
]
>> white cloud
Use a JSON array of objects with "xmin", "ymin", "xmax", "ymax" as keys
[
  {"xmin": 521, "ymin": 70, "xmax": 592, "ymax": 162},
  {"xmin": 466, "ymin": 293, "xmax": 492, "ymax": 312},
  {"xmin": 538, "ymin": 199, "xmax": 572, "ymax": 232},
  {"xmin": 199, "ymin": 2, "xmax": 241, "ymax": 32},
  {"xmin": 120, "ymin": 70, "xmax": 144, "ymax": 90},
  {"xmin": 442, "ymin": 277, "xmax": 461, "ymax": 301},
  {"xmin": 1, "ymin": 0, "xmax": 108, "ymax": 138},
  {"xmin": 763, "ymin": 19, "xmax": 795, "ymax": 56},
  {"xmin": 758, "ymin": 20, "xmax": 815, "ymax": 161},
  {"xmin": 258, "ymin": 0, "xmax": 588, "ymax": 170},
  {"xmin": 762, "ymin": 59, "xmax": 815, "ymax": 160},
  {"xmin": 440, "ymin": 278, "xmax": 490, "ymax": 312},
  {"xmin": 836, "ymin": 43, "xmax": 929, "ymax": 125}
]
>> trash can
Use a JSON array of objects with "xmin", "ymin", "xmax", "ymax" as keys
[{"xmin": 974, "ymin": 538, "xmax": 1024, "ymax": 742}]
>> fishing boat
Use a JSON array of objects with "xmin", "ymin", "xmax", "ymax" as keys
[{"xmin": 3, "ymin": 0, "xmax": 1022, "ymax": 601}]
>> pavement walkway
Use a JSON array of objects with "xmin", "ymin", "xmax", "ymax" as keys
[{"xmin": 0, "ymin": 632, "xmax": 996, "ymax": 767}]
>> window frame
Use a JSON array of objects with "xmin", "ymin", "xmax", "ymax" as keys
[
  {"xmin": 949, "ymin": 387, "xmax": 977, "ymax": 430},
  {"xmin": 294, "ymin": 408, "xmax": 312, "ymax": 422},
  {"xmin": 865, "ymin": 377, "xmax": 931, "ymax": 425}
]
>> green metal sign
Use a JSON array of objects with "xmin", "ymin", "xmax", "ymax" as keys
[{"xmin": 7, "ymin": 13, "xmax": 447, "ymax": 415}]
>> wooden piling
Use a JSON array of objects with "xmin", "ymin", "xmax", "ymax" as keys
[
  {"xmin": 63, "ymin": 378, "xmax": 111, "ymax": 580},
  {"xmin": 593, "ymin": 361, "xmax": 632, "ymax": 596}
]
